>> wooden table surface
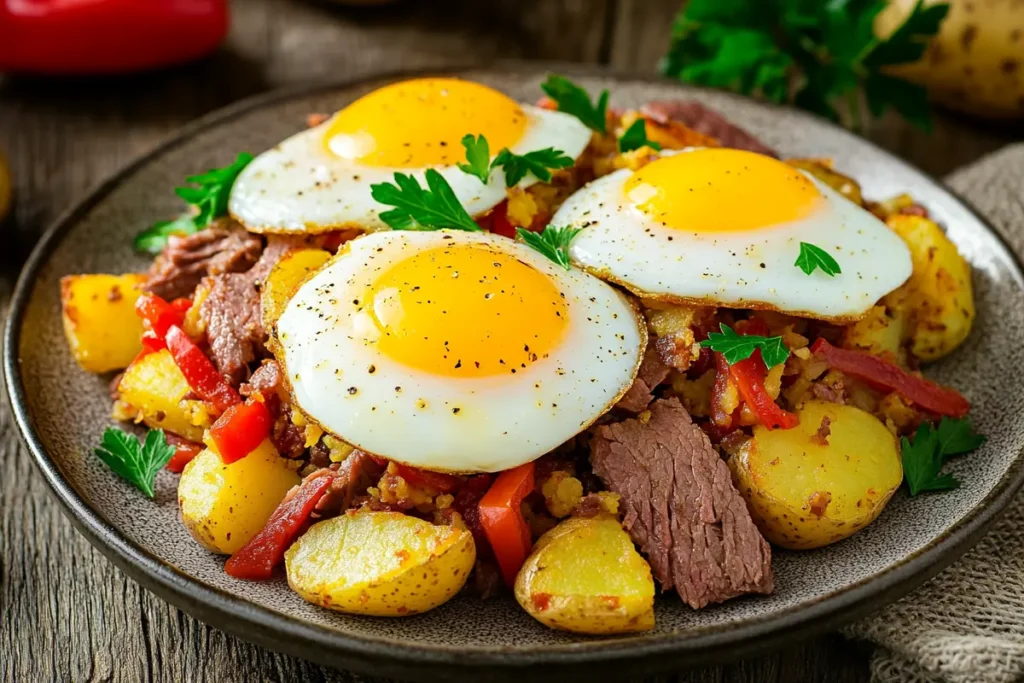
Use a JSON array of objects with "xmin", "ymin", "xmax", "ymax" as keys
[{"xmin": 1, "ymin": 1, "xmax": 1021, "ymax": 681}]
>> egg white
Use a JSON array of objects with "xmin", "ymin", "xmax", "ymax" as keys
[
  {"xmin": 228, "ymin": 104, "xmax": 592, "ymax": 235},
  {"xmin": 275, "ymin": 230, "xmax": 645, "ymax": 473},
  {"xmin": 553, "ymin": 152, "xmax": 913, "ymax": 321}
]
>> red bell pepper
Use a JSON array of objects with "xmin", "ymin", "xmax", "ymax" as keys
[
  {"xmin": 392, "ymin": 464, "xmax": 462, "ymax": 494},
  {"xmin": 135, "ymin": 293, "xmax": 187, "ymax": 338},
  {"xmin": 810, "ymin": 338, "xmax": 970, "ymax": 417},
  {"xmin": 209, "ymin": 399, "xmax": 272, "ymax": 464},
  {"xmin": 0, "ymin": 0, "xmax": 228, "ymax": 75},
  {"xmin": 478, "ymin": 462, "xmax": 535, "ymax": 586},
  {"xmin": 729, "ymin": 351, "xmax": 799, "ymax": 430},
  {"xmin": 165, "ymin": 437, "xmax": 203, "ymax": 474},
  {"xmin": 488, "ymin": 200, "xmax": 516, "ymax": 239},
  {"xmin": 225, "ymin": 474, "xmax": 335, "ymax": 580},
  {"xmin": 164, "ymin": 325, "xmax": 240, "ymax": 413}
]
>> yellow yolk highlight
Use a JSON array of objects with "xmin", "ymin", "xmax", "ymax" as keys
[
  {"xmin": 324, "ymin": 78, "xmax": 527, "ymax": 168},
  {"xmin": 367, "ymin": 244, "xmax": 568, "ymax": 378},
  {"xmin": 624, "ymin": 148, "xmax": 824, "ymax": 232}
]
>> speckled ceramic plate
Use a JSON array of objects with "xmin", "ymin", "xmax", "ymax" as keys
[{"xmin": 7, "ymin": 66, "xmax": 1024, "ymax": 682}]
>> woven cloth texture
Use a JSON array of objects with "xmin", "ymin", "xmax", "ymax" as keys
[{"xmin": 843, "ymin": 144, "xmax": 1024, "ymax": 683}]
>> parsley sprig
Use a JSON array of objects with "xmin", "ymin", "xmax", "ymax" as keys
[
  {"xmin": 795, "ymin": 242, "xmax": 842, "ymax": 277},
  {"xmin": 901, "ymin": 417, "xmax": 986, "ymax": 496},
  {"xmin": 541, "ymin": 74, "xmax": 609, "ymax": 134},
  {"xmin": 94, "ymin": 427, "xmax": 176, "ymax": 498},
  {"xmin": 660, "ymin": 0, "xmax": 949, "ymax": 130},
  {"xmin": 517, "ymin": 226, "xmax": 582, "ymax": 270},
  {"xmin": 134, "ymin": 153, "xmax": 253, "ymax": 254},
  {"xmin": 370, "ymin": 169, "xmax": 481, "ymax": 232},
  {"xmin": 458, "ymin": 134, "xmax": 573, "ymax": 187},
  {"xmin": 618, "ymin": 119, "xmax": 662, "ymax": 154},
  {"xmin": 700, "ymin": 323, "xmax": 790, "ymax": 368}
]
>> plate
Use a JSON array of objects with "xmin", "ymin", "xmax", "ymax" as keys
[{"xmin": 7, "ymin": 66, "xmax": 1024, "ymax": 682}]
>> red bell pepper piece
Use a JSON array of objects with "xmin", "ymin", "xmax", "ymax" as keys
[
  {"xmin": 486, "ymin": 200, "xmax": 516, "ymax": 239},
  {"xmin": 0, "ymin": 0, "xmax": 229, "ymax": 75},
  {"xmin": 164, "ymin": 437, "xmax": 203, "ymax": 474},
  {"xmin": 729, "ymin": 351, "xmax": 799, "ymax": 430},
  {"xmin": 135, "ymin": 293, "xmax": 187, "ymax": 338},
  {"xmin": 478, "ymin": 462, "xmax": 535, "ymax": 586},
  {"xmin": 164, "ymin": 325, "xmax": 240, "ymax": 413},
  {"xmin": 810, "ymin": 338, "xmax": 970, "ymax": 417},
  {"xmin": 225, "ymin": 474, "xmax": 335, "ymax": 580},
  {"xmin": 209, "ymin": 400, "xmax": 272, "ymax": 464},
  {"xmin": 392, "ymin": 464, "xmax": 462, "ymax": 494}
]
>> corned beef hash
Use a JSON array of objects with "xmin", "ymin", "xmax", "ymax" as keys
[{"xmin": 60, "ymin": 75, "xmax": 983, "ymax": 634}]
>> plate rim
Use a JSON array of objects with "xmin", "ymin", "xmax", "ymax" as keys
[{"xmin": 7, "ymin": 62, "xmax": 1024, "ymax": 681}]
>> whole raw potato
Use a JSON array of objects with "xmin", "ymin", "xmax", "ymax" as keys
[{"xmin": 876, "ymin": 0, "xmax": 1024, "ymax": 119}]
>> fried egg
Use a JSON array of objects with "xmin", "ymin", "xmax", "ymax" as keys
[
  {"xmin": 275, "ymin": 230, "xmax": 645, "ymax": 472},
  {"xmin": 229, "ymin": 78, "xmax": 592, "ymax": 234},
  {"xmin": 552, "ymin": 148, "xmax": 913, "ymax": 321}
]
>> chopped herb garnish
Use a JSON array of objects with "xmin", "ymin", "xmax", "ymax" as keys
[
  {"xmin": 901, "ymin": 417, "xmax": 985, "ymax": 496},
  {"xmin": 699, "ymin": 323, "xmax": 790, "ymax": 368},
  {"xmin": 457, "ymin": 134, "xmax": 492, "ymax": 184},
  {"xmin": 94, "ymin": 427, "xmax": 176, "ymax": 498},
  {"xmin": 370, "ymin": 169, "xmax": 481, "ymax": 232},
  {"xmin": 541, "ymin": 74, "xmax": 609, "ymax": 134},
  {"xmin": 492, "ymin": 147, "xmax": 574, "ymax": 187},
  {"xmin": 618, "ymin": 119, "xmax": 662, "ymax": 153},
  {"xmin": 795, "ymin": 242, "xmax": 842, "ymax": 277},
  {"xmin": 134, "ymin": 152, "xmax": 253, "ymax": 253},
  {"xmin": 516, "ymin": 225, "xmax": 582, "ymax": 270}
]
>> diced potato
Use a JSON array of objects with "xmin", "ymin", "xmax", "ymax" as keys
[
  {"xmin": 887, "ymin": 215, "xmax": 975, "ymax": 362},
  {"xmin": 285, "ymin": 511, "xmax": 475, "ymax": 616},
  {"xmin": 841, "ymin": 304, "xmax": 906, "ymax": 365},
  {"xmin": 729, "ymin": 401, "xmax": 903, "ymax": 550},
  {"xmin": 786, "ymin": 158, "xmax": 863, "ymax": 206},
  {"xmin": 116, "ymin": 349, "xmax": 205, "ymax": 441},
  {"xmin": 515, "ymin": 516, "xmax": 655, "ymax": 634},
  {"xmin": 178, "ymin": 441, "xmax": 300, "ymax": 555},
  {"xmin": 60, "ymin": 273, "xmax": 146, "ymax": 373},
  {"xmin": 261, "ymin": 248, "xmax": 331, "ymax": 332}
]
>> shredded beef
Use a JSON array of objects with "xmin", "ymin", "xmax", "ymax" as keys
[
  {"xmin": 240, "ymin": 359, "xmax": 287, "ymax": 399},
  {"xmin": 639, "ymin": 101, "xmax": 778, "ymax": 157},
  {"xmin": 240, "ymin": 359, "xmax": 304, "ymax": 458},
  {"xmin": 812, "ymin": 381, "xmax": 847, "ymax": 405},
  {"xmin": 616, "ymin": 345, "xmax": 672, "ymax": 414},
  {"xmin": 572, "ymin": 493, "xmax": 607, "ymax": 519},
  {"xmin": 310, "ymin": 451, "xmax": 383, "ymax": 518},
  {"xmin": 589, "ymin": 397, "xmax": 773, "ymax": 609},
  {"xmin": 200, "ymin": 238, "xmax": 295, "ymax": 385},
  {"xmin": 309, "ymin": 440, "xmax": 332, "ymax": 469},
  {"xmin": 144, "ymin": 222, "xmax": 262, "ymax": 300},
  {"xmin": 471, "ymin": 558, "xmax": 503, "ymax": 599}
]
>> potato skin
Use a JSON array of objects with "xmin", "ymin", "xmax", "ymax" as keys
[
  {"xmin": 515, "ymin": 516, "xmax": 655, "ymax": 634},
  {"xmin": 178, "ymin": 441, "xmax": 300, "ymax": 555},
  {"xmin": 115, "ymin": 349, "xmax": 206, "ymax": 441},
  {"xmin": 60, "ymin": 273, "xmax": 146, "ymax": 373},
  {"xmin": 886, "ymin": 215, "xmax": 975, "ymax": 362},
  {"xmin": 729, "ymin": 401, "xmax": 903, "ymax": 550},
  {"xmin": 285, "ymin": 511, "xmax": 475, "ymax": 616},
  {"xmin": 876, "ymin": 0, "xmax": 1024, "ymax": 120},
  {"xmin": 261, "ymin": 248, "xmax": 331, "ymax": 333}
]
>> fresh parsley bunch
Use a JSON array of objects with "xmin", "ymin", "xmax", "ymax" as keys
[{"xmin": 660, "ymin": 0, "xmax": 949, "ymax": 130}]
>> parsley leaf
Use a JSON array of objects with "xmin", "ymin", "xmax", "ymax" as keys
[
  {"xmin": 901, "ymin": 417, "xmax": 984, "ymax": 496},
  {"xmin": 541, "ymin": 74, "xmax": 609, "ymax": 134},
  {"xmin": 660, "ymin": 0, "xmax": 949, "ymax": 130},
  {"xmin": 457, "ymin": 134, "xmax": 492, "ymax": 184},
  {"xmin": 134, "ymin": 152, "xmax": 253, "ymax": 253},
  {"xmin": 133, "ymin": 215, "xmax": 198, "ymax": 255},
  {"xmin": 618, "ymin": 119, "xmax": 663, "ymax": 154},
  {"xmin": 492, "ymin": 147, "xmax": 574, "ymax": 187},
  {"xmin": 370, "ymin": 169, "xmax": 481, "ymax": 232},
  {"xmin": 795, "ymin": 242, "xmax": 843, "ymax": 277},
  {"xmin": 699, "ymin": 323, "xmax": 790, "ymax": 368},
  {"xmin": 94, "ymin": 427, "xmax": 176, "ymax": 498},
  {"xmin": 516, "ymin": 225, "xmax": 582, "ymax": 270},
  {"xmin": 936, "ymin": 416, "xmax": 987, "ymax": 459}
]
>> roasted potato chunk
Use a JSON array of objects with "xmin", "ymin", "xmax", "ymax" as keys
[
  {"xmin": 60, "ymin": 273, "xmax": 146, "ymax": 373},
  {"xmin": 515, "ymin": 516, "xmax": 655, "ymax": 634},
  {"xmin": 178, "ymin": 441, "xmax": 300, "ymax": 555},
  {"xmin": 116, "ymin": 349, "xmax": 205, "ymax": 441},
  {"xmin": 886, "ymin": 215, "xmax": 975, "ymax": 362},
  {"xmin": 729, "ymin": 401, "xmax": 902, "ymax": 550},
  {"xmin": 285, "ymin": 511, "xmax": 475, "ymax": 616},
  {"xmin": 261, "ymin": 248, "xmax": 331, "ymax": 332},
  {"xmin": 841, "ymin": 304, "xmax": 906, "ymax": 365}
]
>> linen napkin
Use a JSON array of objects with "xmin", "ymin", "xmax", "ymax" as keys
[{"xmin": 844, "ymin": 144, "xmax": 1024, "ymax": 683}]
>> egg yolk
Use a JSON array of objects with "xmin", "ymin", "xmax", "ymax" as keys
[
  {"xmin": 624, "ymin": 148, "xmax": 824, "ymax": 232},
  {"xmin": 367, "ymin": 244, "xmax": 568, "ymax": 378},
  {"xmin": 323, "ymin": 78, "xmax": 527, "ymax": 168}
]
